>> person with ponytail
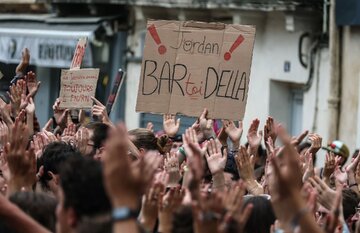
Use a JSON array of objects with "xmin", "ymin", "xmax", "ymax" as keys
[{"xmin": 128, "ymin": 128, "xmax": 169, "ymax": 156}]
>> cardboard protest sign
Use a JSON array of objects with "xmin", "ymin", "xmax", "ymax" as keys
[
  {"xmin": 59, "ymin": 68, "xmax": 99, "ymax": 109},
  {"xmin": 136, "ymin": 20, "xmax": 256, "ymax": 120},
  {"xmin": 59, "ymin": 37, "xmax": 100, "ymax": 109},
  {"xmin": 70, "ymin": 37, "xmax": 87, "ymax": 69},
  {"xmin": 106, "ymin": 69, "xmax": 126, "ymax": 115}
]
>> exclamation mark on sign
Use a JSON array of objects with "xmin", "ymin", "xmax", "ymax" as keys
[
  {"xmin": 224, "ymin": 34, "xmax": 245, "ymax": 61},
  {"xmin": 148, "ymin": 24, "xmax": 167, "ymax": 55}
]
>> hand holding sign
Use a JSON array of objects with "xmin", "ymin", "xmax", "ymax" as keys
[{"xmin": 91, "ymin": 97, "xmax": 111, "ymax": 125}]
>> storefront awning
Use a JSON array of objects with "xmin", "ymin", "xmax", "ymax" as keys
[{"xmin": 0, "ymin": 16, "xmax": 104, "ymax": 68}]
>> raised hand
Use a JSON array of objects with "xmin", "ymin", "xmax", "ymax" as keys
[
  {"xmin": 163, "ymin": 114, "xmax": 180, "ymax": 137},
  {"xmin": 52, "ymin": 98, "xmax": 69, "ymax": 129},
  {"xmin": 192, "ymin": 191, "xmax": 224, "ymax": 233},
  {"xmin": 0, "ymin": 98, "xmax": 13, "ymax": 127},
  {"xmin": 158, "ymin": 186, "xmax": 185, "ymax": 233},
  {"xmin": 74, "ymin": 127, "xmax": 90, "ymax": 156},
  {"xmin": 302, "ymin": 151, "xmax": 314, "ymax": 182},
  {"xmin": 164, "ymin": 152, "xmax": 181, "ymax": 187},
  {"xmin": 15, "ymin": 48, "xmax": 30, "ymax": 75},
  {"xmin": 192, "ymin": 108, "xmax": 215, "ymax": 142},
  {"xmin": 103, "ymin": 123, "xmax": 162, "ymax": 210},
  {"xmin": 290, "ymin": 129, "xmax": 309, "ymax": 147},
  {"xmin": 182, "ymin": 128, "xmax": 207, "ymax": 199},
  {"xmin": 268, "ymin": 126, "xmax": 319, "ymax": 231},
  {"xmin": 308, "ymin": 133, "xmax": 322, "ymax": 155},
  {"xmin": 146, "ymin": 122, "xmax": 154, "ymax": 132},
  {"xmin": 346, "ymin": 151, "xmax": 360, "ymax": 175},
  {"xmin": 217, "ymin": 127, "xmax": 228, "ymax": 148},
  {"xmin": 25, "ymin": 71, "xmax": 41, "ymax": 98},
  {"xmin": 61, "ymin": 123, "xmax": 76, "ymax": 144},
  {"xmin": 4, "ymin": 121, "xmax": 36, "ymax": 194},
  {"xmin": 32, "ymin": 133, "xmax": 47, "ymax": 159},
  {"xmin": 309, "ymin": 176, "xmax": 336, "ymax": 211},
  {"xmin": 264, "ymin": 116, "xmax": 277, "ymax": 145},
  {"xmin": 183, "ymin": 127, "xmax": 207, "ymax": 157},
  {"xmin": 222, "ymin": 120, "xmax": 243, "ymax": 145},
  {"xmin": 25, "ymin": 97, "xmax": 35, "ymax": 115},
  {"xmin": 32, "ymin": 131, "xmax": 57, "ymax": 159},
  {"xmin": 234, "ymin": 146, "xmax": 263, "ymax": 195},
  {"xmin": 234, "ymin": 146, "xmax": 255, "ymax": 181},
  {"xmin": 140, "ymin": 171, "xmax": 168, "ymax": 231},
  {"xmin": 323, "ymin": 186, "xmax": 343, "ymax": 233},
  {"xmin": 0, "ymin": 121, "xmax": 9, "ymax": 148},
  {"xmin": 323, "ymin": 152, "xmax": 336, "ymax": 183},
  {"xmin": 247, "ymin": 118, "xmax": 263, "ymax": 154},
  {"xmin": 219, "ymin": 181, "xmax": 253, "ymax": 233},
  {"xmin": 91, "ymin": 97, "xmax": 111, "ymax": 125},
  {"xmin": 8, "ymin": 80, "xmax": 25, "ymax": 116},
  {"xmin": 355, "ymin": 160, "xmax": 360, "ymax": 187},
  {"xmin": 205, "ymin": 138, "xmax": 227, "ymax": 175},
  {"xmin": 333, "ymin": 163, "xmax": 348, "ymax": 185}
]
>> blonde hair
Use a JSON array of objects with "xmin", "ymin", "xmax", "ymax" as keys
[{"xmin": 128, "ymin": 128, "xmax": 169, "ymax": 154}]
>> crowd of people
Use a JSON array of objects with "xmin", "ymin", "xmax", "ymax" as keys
[{"xmin": 0, "ymin": 48, "xmax": 359, "ymax": 233}]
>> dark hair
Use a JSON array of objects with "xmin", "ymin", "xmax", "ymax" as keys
[
  {"xmin": 297, "ymin": 142, "xmax": 311, "ymax": 154},
  {"xmin": 128, "ymin": 128, "xmax": 168, "ymax": 154},
  {"xmin": 172, "ymin": 205, "xmax": 193, "ymax": 233},
  {"xmin": 77, "ymin": 217, "xmax": 112, "ymax": 233},
  {"xmin": 243, "ymin": 196, "xmax": 276, "ymax": 233},
  {"xmin": 86, "ymin": 122, "xmax": 110, "ymax": 150},
  {"xmin": 342, "ymin": 188, "xmax": 359, "ymax": 221},
  {"xmin": 352, "ymin": 149, "xmax": 359, "ymax": 159},
  {"xmin": 38, "ymin": 142, "xmax": 82, "ymax": 190},
  {"xmin": 59, "ymin": 156, "xmax": 111, "ymax": 218},
  {"xmin": 9, "ymin": 192, "xmax": 57, "ymax": 232}
]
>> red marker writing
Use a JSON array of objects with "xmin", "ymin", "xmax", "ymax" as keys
[
  {"xmin": 148, "ymin": 24, "xmax": 167, "ymax": 55},
  {"xmin": 224, "ymin": 34, "xmax": 245, "ymax": 61}
]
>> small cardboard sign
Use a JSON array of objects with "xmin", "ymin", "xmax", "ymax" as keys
[
  {"xmin": 70, "ymin": 37, "xmax": 87, "ymax": 70},
  {"xmin": 106, "ymin": 69, "xmax": 126, "ymax": 115},
  {"xmin": 59, "ymin": 68, "xmax": 99, "ymax": 109},
  {"xmin": 136, "ymin": 20, "xmax": 256, "ymax": 120}
]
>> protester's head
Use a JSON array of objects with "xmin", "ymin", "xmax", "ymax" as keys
[
  {"xmin": 76, "ymin": 218, "xmax": 112, "ymax": 233},
  {"xmin": 38, "ymin": 142, "xmax": 82, "ymax": 194},
  {"xmin": 10, "ymin": 192, "xmax": 57, "ymax": 232},
  {"xmin": 342, "ymin": 189, "xmax": 360, "ymax": 224},
  {"xmin": 57, "ymin": 156, "xmax": 111, "ymax": 233},
  {"xmin": 170, "ymin": 134, "xmax": 183, "ymax": 153},
  {"xmin": 172, "ymin": 205, "xmax": 193, "ymax": 233},
  {"xmin": 316, "ymin": 204, "xmax": 330, "ymax": 228},
  {"xmin": 84, "ymin": 122, "xmax": 110, "ymax": 159},
  {"xmin": 243, "ymin": 195, "xmax": 275, "ymax": 233},
  {"xmin": 298, "ymin": 141, "xmax": 311, "ymax": 155},
  {"xmin": 128, "ymin": 128, "xmax": 168, "ymax": 155},
  {"xmin": 323, "ymin": 140, "xmax": 350, "ymax": 166}
]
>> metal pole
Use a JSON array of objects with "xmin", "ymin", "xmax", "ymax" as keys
[{"xmin": 327, "ymin": 0, "xmax": 340, "ymax": 141}]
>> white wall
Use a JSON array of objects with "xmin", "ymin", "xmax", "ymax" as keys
[{"xmin": 341, "ymin": 26, "xmax": 360, "ymax": 156}]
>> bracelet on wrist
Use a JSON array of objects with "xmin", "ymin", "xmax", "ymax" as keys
[{"xmin": 112, "ymin": 207, "xmax": 138, "ymax": 222}]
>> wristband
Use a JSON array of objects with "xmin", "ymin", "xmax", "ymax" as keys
[
  {"xmin": 112, "ymin": 207, "xmax": 138, "ymax": 222},
  {"xmin": 179, "ymin": 146, "xmax": 186, "ymax": 157}
]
